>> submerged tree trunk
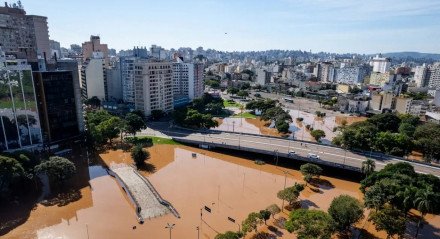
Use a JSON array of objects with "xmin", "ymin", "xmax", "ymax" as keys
[{"xmin": 415, "ymin": 217, "xmax": 423, "ymax": 239}]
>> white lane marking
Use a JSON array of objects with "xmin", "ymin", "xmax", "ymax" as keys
[
  {"xmin": 187, "ymin": 135, "xmax": 440, "ymax": 174},
  {"xmin": 199, "ymin": 133, "xmax": 440, "ymax": 171},
  {"xmin": 194, "ymin": 135, "xmax": 384, "ymax": 165}
]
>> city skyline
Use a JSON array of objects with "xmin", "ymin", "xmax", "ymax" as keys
[{"xmin": 22, "ymin": 0, "xmax": 440, "ymax": 54}]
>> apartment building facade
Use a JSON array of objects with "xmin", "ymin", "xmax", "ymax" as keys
[
  {"xmin": 0, "ymin": 4, "xmax": 50, "ymax": 61},
  {"xmin": 134, "ymin": 61, "xmax": 173, "ymax": 116}
]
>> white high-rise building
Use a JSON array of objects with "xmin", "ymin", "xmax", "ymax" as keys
[
  {"xmin": 134, "ymin": 61, "xmax": 173, "ymax": 116},
  {"xmin": 120, "ymin": 57, "xmax": 136, "ymax": 104},
  {"xmin": 172, "ymin": 59, "xmax": 204, "ymax": 102},
  {"xmin": 413, "ymin": 64, "xmax": 427, "ymax": 88},
  {"xmin": 81, "ymin": 52, "xmax": 107, "ymax": 100},
  {"xmin": 427, "ymin": 63, "xmax": 440, "ymax": 90},
  {"xmin": 371, "ymin": 54, "xmax": 391, "ymax": 73}
]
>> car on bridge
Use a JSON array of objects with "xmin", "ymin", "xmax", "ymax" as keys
[
  {"xmin": 307, "ymin": 153, "xmax": 320, "ymax": 160},
  {"xmin": 288, "ymin": 150, "xmax": 296, "ymax": 156}
]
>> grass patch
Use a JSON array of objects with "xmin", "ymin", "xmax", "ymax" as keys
[
  {"xmin": 232, "ymin": 112, "xmax": 256, "ymax": 119},
  {"xmin": 223, "ymin": 100, "xmax": 242, "ymax": 108},
  {"xmin": 126, "ymin": 136, "xmax": 181, "ymax": 146}
]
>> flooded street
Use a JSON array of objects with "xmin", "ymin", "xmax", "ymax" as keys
[{"xmin": 2, "ymin": 144, "xmax": 439, "ymax": 238}]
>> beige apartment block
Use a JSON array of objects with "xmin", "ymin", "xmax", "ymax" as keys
[{"xmin": 134, "ymin": 61, "xmax": 173, "ymax": 116}]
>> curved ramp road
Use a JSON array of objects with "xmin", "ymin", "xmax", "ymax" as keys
[{"xmin": 171, "ymin": 131, "xmax": 440, "ymax": 176}]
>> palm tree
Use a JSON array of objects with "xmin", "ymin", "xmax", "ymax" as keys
[
  {"xmin": 414, "ymin": 187, "xmax": 435, "ymax": 238},
  {"xmin": 361, "ymin": 158, "xmax": 376, "ymax": 176}
]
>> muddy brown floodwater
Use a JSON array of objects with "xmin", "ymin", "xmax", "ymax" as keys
[
  {"xmin": 245, "ymin": 118, "xmax": 287, "ymax": 137},
  {"xmin": 2, "ymin": 144, "xmax": 440, "ymax": 239}
]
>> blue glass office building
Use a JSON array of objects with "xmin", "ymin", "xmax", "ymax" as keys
[{"xmin": 0, "ymin": 64, "xmax": 43, "ymax": 151}]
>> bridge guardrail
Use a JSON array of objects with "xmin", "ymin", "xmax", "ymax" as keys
[
  {"xmin": 131, "ymin": 167, "xmax": 181, "ymax": 219},
  {"xmin": 107, "ymin": 169, "xmax": 144, "ymax": 222},
  {"xmin": 171, "ymin": 125, "xmax": 440, "ymax": 169},
  {"xmin": 173, "ymin": 137, "xmax": 361, "ymax": 172}
]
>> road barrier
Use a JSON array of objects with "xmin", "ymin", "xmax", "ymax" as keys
[
  {"xmin": 171, "ymin": 125, "xmax": 440, "ymax": 169},
  {"xmin": 173, "ymin": 137, "xmax": 361, "ymax": 172}
]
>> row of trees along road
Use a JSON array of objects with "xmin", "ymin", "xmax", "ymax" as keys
[
  {"xmin": 86, "ymin": 109, "xmax": 147, "ymax": 146},
  {"xmin": 173, "ymin": 93, "xmax": 223, "ymax": 129},
  {"xmin": 333, "ymin": 113, "xmax": 440, "ymax": 162},
  {"xmin": 246, "ymin": 99, "xmax": 292, "ymax": 133}
]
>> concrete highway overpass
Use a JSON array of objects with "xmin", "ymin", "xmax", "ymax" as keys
[{"xmin": 170, "ymin": 130, "xmax": 440, "ymax": 177}]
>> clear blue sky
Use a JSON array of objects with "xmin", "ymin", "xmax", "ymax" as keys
[{"xmin": 22, "ymin": 0, "xmax": 440, "ymax": 54}]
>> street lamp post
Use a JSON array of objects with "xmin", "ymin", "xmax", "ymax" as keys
[
  {"xmin": 196, "ymin": 226, "xmax": 200, "ymax": 239},
  {"xmin": 165, "ymin": 223, "xmax": 175, "ymax": 239},
  {"xmin": 232, "ymin": 121, "xmax": 235, "ymax": 133},
  {"xmin": 275, "ymin": 150, "xmax": 279, "ymax": 166}
]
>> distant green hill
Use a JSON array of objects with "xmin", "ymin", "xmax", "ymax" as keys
[{"xmin": 381, "ymin": 52, "xmax": 440, "ymax": 61}]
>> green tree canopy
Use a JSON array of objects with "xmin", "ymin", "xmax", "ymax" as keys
[
  {"xmin": 275, "ymin": 120, "xmax": 289, "ymax": 133},
  {"xmin": 300, "ymin": 163, "xmax": 323, "ymax": 183},
  {"xmin": 184, "ymin": 109, "xmax": 218, "ymax": 129},
  {"xmin": 227, "ymin": 87, "xmax": 239, "ymax": 95},
  {"xmin": 131, "ymin": 145, "xmax": 150, "ymax": 166},
  {"xmin": 413, "ymin": 123, "xmax": 440, "ymax": 162},
  {"xmin": 35, "ymin": 156, "xmax": 76, "ymax": 184},
  {"xmin": 398, "ymin": 114, "xmax": 419, "ymax": 126},
  {"xmin": 277, "ymin": 183, "xmax": 305, "ymax": 206},
  {"xmin": 214, "ymin": 231, "xmax": 242, "ymax": 239},
  {"xmin": 361, "ymin": 162, "xmax": 440, "ymax": 220},
  {"xmin": 241, "ymin": 212, "xmax": 261, "ymax": 233},
  {"xmin": 398, "ymin": 123, "xmax": 416, "ymax": 137},
  {"xmin": 373, "ymin": 132, "xmax": 413, "ymax": 156},
  {"xmin": 310, "ymin": 129, "xmax": 326, "ymax": 142},
  {"xmin": 125, "ymin": 113, "xmax": 146, "ymax": 135},
  {"xmin": 369, "ymin": 206, "xmax": 406, "ymax": 239},
  {"xmin": 237, "ymin": 90, "xmax": 249, "ymax": 98},
  {"xmin": 96, "ymin": 116, "xmax": 124, "ymax": 143},
  {"xmin": 367, "ymin": 113, "xmax": 401, "ymax": 132},
  {"xmin": 84, "ymin": 96, "xmax": 101, "ymax": 108},
  {"xmin": 285, "ymin": 209, "xmax": 334, "ymax": 239},
  {"xmin": 258, "ymin": 209, "xmax": 271, "ymax": 225},
  {"xmin": 246, "ymin": 99, "xmax": 277, "ymax": 112},
  {"xmin": 361, "ymin": 159, "xmax": 376, "ymax": 176},
  {"xmin": 150, "ymin": 109, "xmax": 165, "ymax": 120},
  {"xmin": 334, "ymin": 121, "xmax": 378, "ymax": 150},
  {"xmin": 0, "ymin": 155, "xmax": 24, "ymax": 193},
  {"xmin": 328, "ymin": 195, "xmax": 364, "ymax": 232}
]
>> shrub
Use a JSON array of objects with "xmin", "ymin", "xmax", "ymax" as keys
[
  {"xmin": 35, "ymin": 156, "xmax": 76, "ymax": 184},
  {"xmin": 125, "ymin": 137, "xmax": 153, "ymax": 147},
  {"xmin": 131, "ymin": 145, "xmax": 150, "ymax": 166}
]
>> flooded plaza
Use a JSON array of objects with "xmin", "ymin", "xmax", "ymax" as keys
[{"xmin": 1, "ymin": 144, "xmax": 440, "ymax": 238}]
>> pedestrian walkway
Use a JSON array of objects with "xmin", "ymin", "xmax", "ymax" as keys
[{"xmin": 110, "ymin": 164, "xmax": 170, "ymax": 219}]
